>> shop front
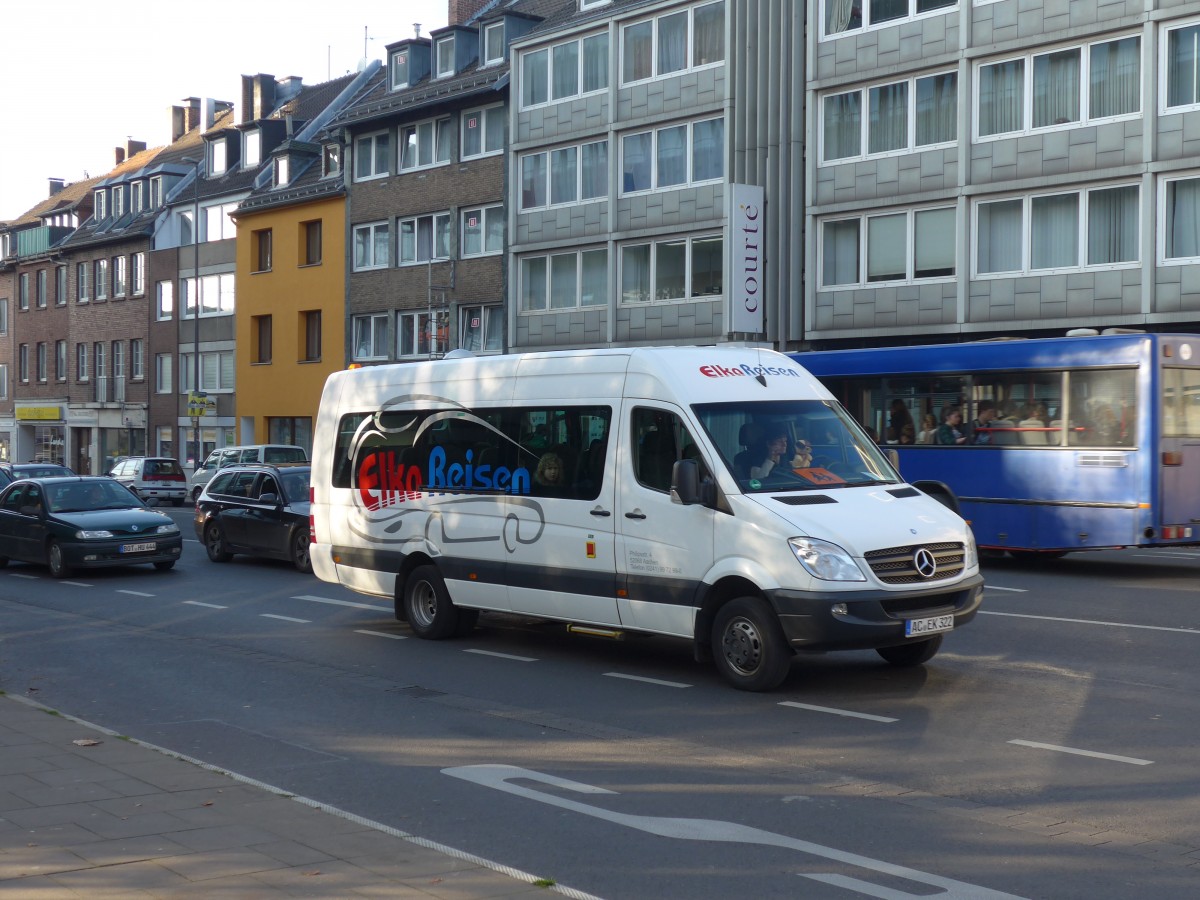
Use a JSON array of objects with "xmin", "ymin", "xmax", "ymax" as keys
[{"xmin": 15, "ymin": 405, "xmax": 66, "ymax": 465}]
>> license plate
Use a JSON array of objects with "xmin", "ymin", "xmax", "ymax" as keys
[
  {"xmin": 120, "ymin": 542, "xmax": 157, "ymax": 553},
  {"xmin": 905, "ymin": 614, "xmax": 953, "ymax": 637}
]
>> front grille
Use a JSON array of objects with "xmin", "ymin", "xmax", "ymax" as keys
[{"xmin": 864, "ymin": 541, "xmax": 965, "ymax": 584}]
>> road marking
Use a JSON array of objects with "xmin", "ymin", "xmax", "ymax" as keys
[
  {"xmin": 61, "ymin": 581, "xmax": 93, "ymax": 587},
  {"xmin": 984, "ymin": 585, "xmax": 1026, "ymax": 592},
  {"xmin": 355, "ymin": 629, "xmax": 408, "ymax": 640},
  {"xmin": 184, "ymin": 600, "xmax": 227, "ymax": 609},
  {"xmin": 980, "ymin": 610, "xmax": 1200, "ymax": 635},
  {"xmin": 463, "ymin": 648, "xmax": 536, "ymax": 662},
  {"xmin": 779, "ymin": 701, "xmax": 898, "ymax": 723},
  {"xmin": 292, "ymin": 594, "xmax": 391, "ymax": 612},
  {"xmin": 1132, "ymin": 552, "xmax": 1200, "ymax": 559},
  {"xmin": 445, "ymin": 765, "xmax": 1026, "ymax": 899},
  {"xmin": 261, "ymin": 614, "xmax": 311, "ymax": 624},
  {"xmin": 604, "ymin": 672, "xmax": 691, "ymax": 688},
  {"xmin": 8, "ymin": 573, "xmax": 37, "ymax": 579},
  {"xmin": 117, "ymin": 590, "xmax": 155, "ymax": 597},
  {"xmin": 1008, "ymin": 739, "xmax": 1153, "ymax": 766}
]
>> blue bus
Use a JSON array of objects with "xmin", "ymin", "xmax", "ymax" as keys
[{"xmin": 793, "ymin": 332, "xmax": 1200, "ymax": 556}]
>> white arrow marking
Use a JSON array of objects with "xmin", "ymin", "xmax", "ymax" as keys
[{"xmin": 443, "ymin": 765, "xmax": 1026, "ymax": 900}]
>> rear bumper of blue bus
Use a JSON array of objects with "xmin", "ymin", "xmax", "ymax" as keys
[{"xmin": 767, "ymin": 574, "xmax": 985, "ymax": 652}]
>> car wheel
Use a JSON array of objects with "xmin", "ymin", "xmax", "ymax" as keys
[
  {"xmin": 47, "ymin": 540, "xmax": 72, "ymax": 579},
  {"xmin": 154, "ymin": 561, "xmax": 176, "ymax": 571},
  {"xmin": 876, "ymin": 634, "xmax": 943, "ymax": 667},
  {"xmin": 205, "ymin": 523, "xmax": 233, "ymax": 562},
  {"xmin": 711, "ymin": 597, "xmax": 791, "ymax": 692},
  {"xmin": 403, "ymin": 564, "xmax": 460, "ymax": 639},
  {"xmin": 290, "ymin": 528, "xmax": 312, "ymax": 573}
]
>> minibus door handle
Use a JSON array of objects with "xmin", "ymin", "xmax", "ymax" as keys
[
  {"xmin": 590, "ymin": 507, "xmax": 611, "ymax": 517},
  {"xmin": 624, "ymin": 510, "xmax": 647, "ymax": 520}
]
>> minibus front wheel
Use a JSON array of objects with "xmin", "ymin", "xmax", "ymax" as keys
[
  {"xmin": 403, "ymin": 565, "xmax": 463, "ymax": 639},
  {"xmin": 712, "ymin": 597, "xmax": 791, "ymax": 691}
]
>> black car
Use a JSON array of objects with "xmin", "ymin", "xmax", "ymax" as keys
[
  {"xmin": 2, "ymin": 463, "xmax": 76, "ymax": 480},
  {"xmin": 0, "ymin": 476, "xmax": 183, "ymax": 577},
  {"xmin": 193, "ymin": 463, "xmax": 312, "ymax": 572}
]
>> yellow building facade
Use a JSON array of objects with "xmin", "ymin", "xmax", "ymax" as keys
[{"xmin": 234, "ymin": 193, "xmax": 345, "ymax": 454}]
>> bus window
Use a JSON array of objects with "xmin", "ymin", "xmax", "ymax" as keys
[
  {"xmin": 1162, "ymin": 368, "xmax": 1200, "ymax": 437},
  {"xmin": 1068, "ymin": 369, "xmax": 1136, "ymax": 446}
]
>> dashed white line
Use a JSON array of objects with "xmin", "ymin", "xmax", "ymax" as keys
[
  {"xmin": 292, "ymin": 594, "xmax": 391, "ymax": 612},
  {"xmin": 118, "ymin": 590, "xmax": 155, "ymax": 597},
  {"xmin": 1009, "ymin": 739, "xmax": 1153, "ymax": 766},
  {"xmin": 779, "ymin": 701, "xmax": 898, "ymax": 723},
  {"xmin": 8, "ymin": 573, "xmax": 37, "ymax": 579},
  {"xmin": 183, "ymin": 600, "xmax": 227, "ymax": 609},
  {"xmin": 603, "ymin": 672, "xmax": 691, "ymax": 688},
  {"xmin": 61, "ymin": 581, "xmax": 93, "ymax": 587},
  {"xmin": 261, "ymin": 613, "xmax": 311, "ymax": 624},
  {"xmin": 355, "ymin": 629, "xmax": 408, "ymax": 640},
  {"xmin": 463, "ymin": 648, "xmax": 536, "ymax": 662},
  {"xmin": 980, "ymin": 610, "xmax": 1200, "ymax": 634}
]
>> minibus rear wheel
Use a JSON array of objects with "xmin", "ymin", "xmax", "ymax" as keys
[
  {"xmin": 712, "ymin": 597, "xmax": 791, "ymax": 691},
  {"xmin": 403, "ymin": 565, "xmax": 461, "ymax": 639}
]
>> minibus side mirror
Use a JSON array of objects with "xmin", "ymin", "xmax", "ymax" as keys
[{"xmin": 671, "ymin": 459, "xmax": 713, "ymax": 507}]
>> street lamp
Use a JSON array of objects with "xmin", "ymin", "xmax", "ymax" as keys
[{"xmin": 179, "ymin": 156, "xmax": 202, "ymax": 475}]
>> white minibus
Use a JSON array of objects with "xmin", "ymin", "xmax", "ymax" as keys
[{"xmin": 310, "ymin": 347, "xmax": 983, "ymax": 690}]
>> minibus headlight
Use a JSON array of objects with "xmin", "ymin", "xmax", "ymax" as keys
[
  {"xmin": 965, "ymin": 527, "xmax": 978, "ymax": 570},
  {"xmin": 788, "ymin": 537, "xmax": 866, "ymax": 582}
]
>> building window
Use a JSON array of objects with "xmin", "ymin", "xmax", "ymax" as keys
[
  {"xmin": 275, "ymin": 156, "xmax": 290, "ymax": 187},
  {"xmin": 149, "ymin": 176, "xmax": 163, "ymax": 209},
  {"xmin": 36, "ymin": 342, "xmax": 47, "ymax": 382},
  {"xmin": 267, "ymin": 417, "xmax": 312, "ymax": 452},
  {"xmin": 95, "ymin": 259, "xmax": 109, "ymax": 300},
  {"xmin": 112, "ymin": 185, "xmax": 125, "ymax": 219},
  {"xmin": 400, "ymin": 116, "xmax": 451, "ymax": 171},
  {"xmin": 0, "ymin": 299, "xmax": 7, "ymax": 334},
  {"xmin": 179, "ymin": 210, "xmax": 194, "ymax": 245},
  {"xmin": 976, "ymin": 185, "xmax": 1139, "ymax": 275},
  {"xmin": 460, "ymin": 305, "xmax": 503, "ymax": 352},
  {"xmin": 130, "ymin": 181, "xmax": 144, "ymax": 214},
  {"xmin": 130, "ymin": 252, "xmax": 145, "ymax": 296},
  {"xmin": 77, "ymin": 343, "xmax": 89, "ymax": 382},
  {"xmin": 461, "ymin": 205, "xmax": 504, "ymax": 257},
  {"xmin": 621, "ymin": 118, "xmax": 723, "ymax": 194},
  {"xmin": 397, "ymin": 310, "xmax": 448, "ymax": 359},
  {"xmin": 18, "ymin": 274, "xmax": 28, "ymax": 310},
  {"xmin": 1165, "ymin": 23, "xmax": 1200, "ymax": 111},
  {"xmin": 76, "ymin": 262, "xmax": 89, "ymax": 302},
  {"xmin": 353, "ymin": 222, "xmax": 390, "ymax": 270},
  {"xmin": 390, "ymin": 49, "xmax": 409, "ymax": 89},
  {"xmin": 620, "ymin": 235, "xmax": 722, "ymax": 303},
  {"xmin": 254, "ymin": 315, "xmax": 272, "ymax": 364},
  {"xmin": 820, "ymin": 206, "xmax": 957, "ymax": 288},
  {"xmin": 978, "ymin": 36, "xmax": 1140, "ymax": 138},
  {"xmin": 621, "ymin": 1, "xmax": 725, "ymax": 84},
  {"xmin": 303, "ymin": 220, "xmax": 322, "ymax": 266},
  {"xmin": 0, "ymin": 365, "xmax": 7, "ymax": 400},
  {"xmin": 209, "ymin": 138, "xmax": 227, "ymax": 176},
  {"xmin": 94, "ymin": 189, "xmax": 107, "ymax": 220},
  {"xmin": 254, "ymin": 229, "xmax": 273, "ymax": 272},
  {"xmin": 55, "ymin": 266, "xmax": 67, "ymax": 306},
  {"xmin": 822, "ymin": 0, "xmax": 955, "ymax": 40},
  {"xmin": 1161, "ymin": 175, "xmax": 1200, "ymax": 262},
  {"xmin": 303, "ymin": 310, "xmax": 322, "ymax": 362},
  {"xmin": 352, "ymin": 313, "xmax": 389, "ymax": 361},
  {"xmin": 55, "ymin": 340, "xmax": 66, "ymax": 381},
  {"xmin": 18, "ymin": 345, "xmax": 28, "ymax": 382},
  {"xmin": 399, "ymin": 213, "xmax": 451, "ymax": 264},
  {"xmin": 521, "ymin": 248, "xmax": 608, "ymax": 311},
  {"xmin": 521, "ymin": 32, "xmax": 609, "ymax": 108},
  {"xmin": 484, "ymin": 22, "xmax": 505, "ymax": 65},
  {"xmin": 354, "ymin": 131, "xmax": 390, "ymax": 181},
  {"xmin": 156, "ymin": 280, "xmax": 174, "ymax": 320},
  {"xmin": 521, "ymin": 140, "xmax": 608, "ymax": 209},
  {"xmin": 112, "ymin": 341, "xmax": 124, "ymax": 382},
  {"xmin": 113, "ymin": 255, "xmax": 127, "ymax": 298},
  {"xmin": 244, "ymin": 130, "xmax": 261, "ymax": 167},
  {"xmin": 822, "ymin": 72, "xmax": 956, "ymax": 163},
  {"xmin": 461, "ymin": 105, "xmax": 505, "ymax": 159},
  {"xmin": 183, "ymin": 273, "xmax": 236, "ymax": 317},
  {"xmin": 323, "ymin": 143, "xmax": 341, "ymax": 177},
  {"xmin": 436, "ymin": 36, "xmax": 455, "ymax": 78},
  {"xmin": 36, "ymin": 269, "xmax": 46, "ymax": 308},
  {"xmin": 205, "ymin": 203, "xmax": 238, "ymax": 241},
  {"xmin": 155, "ymin": 353, "xmax": 172, "ymax": 393},
  {"xmin": 94, "ymin": 343, "xmax": 106, "ymax": 389},
  {"xmin": 131, "ymin": 339, "xmax": 144, "ymax": 379},
  {"xmin": 180, "ymin": 351, "xmax": 235, "ymax": 393}
]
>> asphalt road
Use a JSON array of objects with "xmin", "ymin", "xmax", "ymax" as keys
[{"xmin": 3, "ymin": 507, "xmax": 1200, "ymax": 898}]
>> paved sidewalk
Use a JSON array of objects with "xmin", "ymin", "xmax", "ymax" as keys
[{"xmin": 0, "ymin": 694, "xmax": 574, "ymax": 898}]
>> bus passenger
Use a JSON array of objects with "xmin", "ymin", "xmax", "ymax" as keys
[
  {"xmin": 917, "ymin": 413, "xmax": 938, "ymax": 444},
  {"xmin": 969, "ymin": 400, "xmax": 997, "ymax": 444},
  {"xmin": 935, "ymin": 407, "xmax": 967, "ymax": 445}
]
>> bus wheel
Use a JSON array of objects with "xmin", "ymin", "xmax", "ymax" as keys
[
  {"xmin": 403, "ymin": 565, "xmax": 460, "ymax": 639},
  {"xmin": 711, "ymin": 597, "xmax": 791, "ymax": 692},
  {"xmin": 877, "ymin": 634, "xmax": 943, "ymax": 667}
]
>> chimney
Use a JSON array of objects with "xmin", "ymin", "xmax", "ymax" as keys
[
  {"xmin": 48, "ymin": 178, "xmax": 65, "ymax": 197},
  {"xmin": 182, "ymin": 97, "xmax": 201, "ymax": 134},
  {"xmin": 448, "ymin": 0, "xmax": 490, "ymax": 26},
  {"xmin": 251, "ymin": 73, "xmax": 277, "ymax": 121},
  {"xmin": 115, "ymin": 147, "xmax": 126, "ymax": 166},
  {"xmin": 126, "ymin": 139, "xmax": 147, "ymax": 159},
  {"xmin": 201, "ymin": 97, "xmax": 218, "ymax": 132},
  {"xmin": 170, "ymin": 105, "xmax": 186, "ymax": 142}
]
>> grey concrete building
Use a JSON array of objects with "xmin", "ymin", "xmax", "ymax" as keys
[
  {"xmin": 507, "ymin": 0, "xmax": 804, "ymax": 352},
  {"xmin": 806, "ymin": 0, "xmax": 1200, "ymax": 345}
]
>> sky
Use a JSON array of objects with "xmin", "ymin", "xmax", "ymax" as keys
[{"xmin": 0, "ymin": 0, "xmax": 451, "ymax": 222}]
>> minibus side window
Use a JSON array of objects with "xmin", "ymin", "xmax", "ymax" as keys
[{"xmin": 632, "ymin": 407, "xmax": 695, "ymax": 493}]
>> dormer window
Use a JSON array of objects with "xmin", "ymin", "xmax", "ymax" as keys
[
  {"xmin": 436, "ymin": 36, "xmax": 455, "ymax": 78},
  {"xmin": 275, "ymin": 156, "xmax": 290, "ymax": 187},
  {"xmin": 391, "ymin": 50, "xmax": 409, "ymax": 89},
  {"xmin": 149, "ymin": 176, "xmax": 163, "ymax": 209},
  {"xmin": 245, "ymin": 130, "xmax": 261, "ymax": 167},
  {"xmin": 323, "ymin": 143, "xmax": 342, "ymax": 177},
  {"xmin": 130, "ymin": 181, "xmax": 144, "ymax": 214},
  {"xmin": 112, "ymin": 185, "xmax": 125, "ymax": 218},
  {"xmin": 581, "ymin": 0, "xmax": 612, "ymax": 7},
  {"xmin": 484, "ymin": 22, "xmax": 505, "ymax": 65},
  {"xmin": 94, "ymin": 189, "xmax": 108, "ymax": 220},
  {"xmin": 209, "ymin": 139, "xmax": 227, "ymax": 176}
]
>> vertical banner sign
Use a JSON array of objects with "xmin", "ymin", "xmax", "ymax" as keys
[{"xmin": 728, "ymin": 183, "xmax": 766, "ymax": 334}]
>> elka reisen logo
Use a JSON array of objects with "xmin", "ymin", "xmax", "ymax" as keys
[{"xmin": 699, "ymin": 362, "xmax": 804, "ymax": 378}]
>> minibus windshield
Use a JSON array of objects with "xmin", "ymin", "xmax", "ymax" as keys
[{"xmin": 693, "ymin": 400, "xmax": 899, "ymax": 493}]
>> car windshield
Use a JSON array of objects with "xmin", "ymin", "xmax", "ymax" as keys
[
  {"xmin": 46, "ymin": 481, "xmax": 143, "ymax": 512},
  {"xmin": 279, "ymin": 471, "xmax": 311, "ymax": 504},
  {"xmin": 693, "ymin": 399, "xmax": 899, "ymax": 493}
]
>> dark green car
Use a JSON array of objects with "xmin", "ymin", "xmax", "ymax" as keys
[{"xmin": 0, "ymin": 476, "xmax": 183, "ymax": 578}]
